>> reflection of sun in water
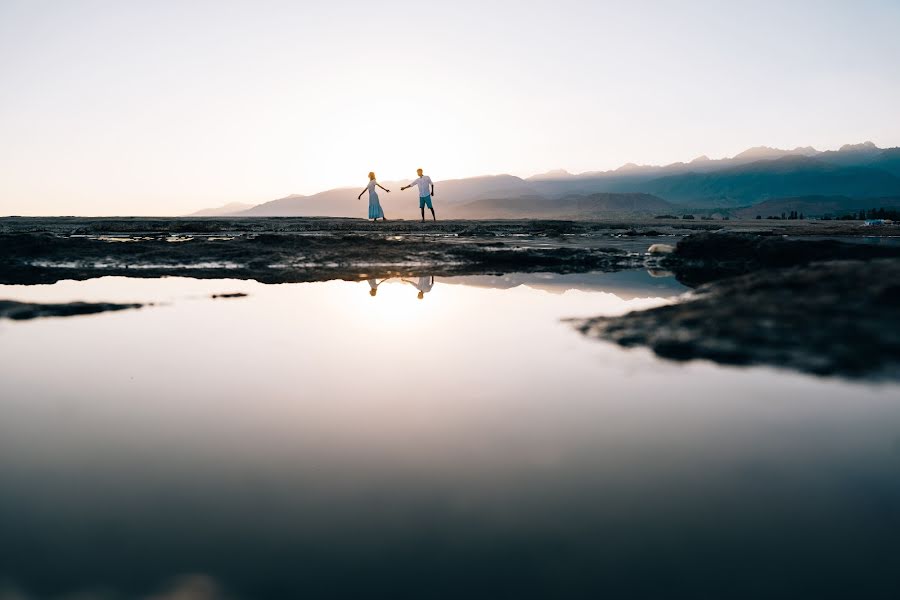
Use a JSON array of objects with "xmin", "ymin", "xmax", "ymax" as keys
[{"xmin": 355, "ymin": 279, "xmax": 433, "ymax": 330}]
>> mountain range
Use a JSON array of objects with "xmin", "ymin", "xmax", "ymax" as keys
[{"xmin": 191, "ymin": 142, "xmax": 900, "ymax": 219}]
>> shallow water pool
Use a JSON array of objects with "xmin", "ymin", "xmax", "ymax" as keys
[{"xmin": 1, "ymin": 272, "xmax": 898, "ymax": 599}]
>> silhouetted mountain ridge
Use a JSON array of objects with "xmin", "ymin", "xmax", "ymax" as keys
[
  {"xmin": 640, "ymin": 156, "xmax": 900, "ymax": 207},
  {"xmin": 448, "ymin": 193, "xmax": 674, "ymax": 219},
  {"xmin": 190, "ymin": 142, "xmax": 900, "ymax": 217},
  {"xmin": 188, "ymin": 202, "xmax": 256, "ymax": 217}
]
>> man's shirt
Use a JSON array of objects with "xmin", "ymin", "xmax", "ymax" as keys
[{"xmin": 410, "ymin": 176, "xmax": 433, "ymax": 197}]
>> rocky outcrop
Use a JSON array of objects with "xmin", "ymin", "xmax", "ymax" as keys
[
  {"xmin": 662, "ymin": 232, "xmax": 900, "ymax": 286},
  {"xmin": 575, "ymin": 259, "xmax": 900, "ymax": 379},
  {"xmin": 0, "ymin": 300, "xmax": 143, "ymax": 320}
]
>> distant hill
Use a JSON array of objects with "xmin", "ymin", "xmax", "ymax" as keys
[
  {"xmin": 240, "ymin": 175, "xmax": 538, "ymax": 219},
  {"xmin": 188, "ymin": 202, "xmax": 255, "ymax": 217},
  {"xmin": 733, "ymin": 195, "xmax": 900, "ymax": 219},
  {"xmin": 241, "ymin": 189, "xmax": 354, "ymax": 217},
  {"xmin": 529, "ymin": 169, "xmax": 574, "ymax": 181},
  {"xmin": 731, "ymin": 145, "xmax": 819, "ymax": 162},
  {"xmin": 448, "ymin": 193, "xmax": 673, "ymax": 219},
  {"xmin": 528, "ymin": 144, "xmax": 900, "ymax": 207},
  {"xmin": 638, "ymin": 156, "xmax": 900, "ymax": 207},
  {"xmin": 815, "ymin": 145, "xmax": 900, "ymax": 176},
  {"xmin": 191, "ymin": 141, "xmax": 900, "ymax": 217}
]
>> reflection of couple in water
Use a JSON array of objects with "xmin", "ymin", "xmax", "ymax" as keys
[
  {"xmin": 358, "ymin": 168, "xmax": 436, "ymax": 222},
  {"xmin": 367, "ymin": 275, "xmax": 434, "ymax": 300},
  {"xmin": 403, "ymin": 275, "xmax": 434, "ymax": 299}
]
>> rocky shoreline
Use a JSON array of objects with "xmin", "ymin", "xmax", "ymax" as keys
[
  {"xmin": 0, "ymin": 299, "xmax": 144, "ymax": 320},
  {"xmin": 2, "ymin": 217, "xmax": 898, "ymax": 379},
  {"xmin": 0, "ymin": 230, "xmax": 648, "ymax": 285},
  {"xmin": 578, "ymin": 233, "xmax": 900, "ymax": 379},
  {"xmin": 1, "ymin": 217, "xmax": 895, "ymax": 286}
]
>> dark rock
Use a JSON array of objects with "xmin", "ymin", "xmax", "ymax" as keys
[
  {"xmin": 574, "ymin": 259, "xmax": 900, "ymax": 379},
  {"xmin": 0, "ymin": 300, "xmax": 143, "ymax": 321},
  {"xmin": 664, "ymin": 232, "xmax": 900, "ymax": 286},
  {"xmin": 0, "ymin": 228, "xmax": 647, "ymax": 286}
]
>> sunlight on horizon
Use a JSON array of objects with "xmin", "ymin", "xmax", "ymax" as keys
[{"xmin": 2, "ymin": 0, "xmax": 899, "ymax": 216}]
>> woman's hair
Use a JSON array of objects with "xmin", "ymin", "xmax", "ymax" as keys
[
  {"xmin": 369, "ymin": 288, "xmax": 377, "ymax": 297},
  {"xmin": 368, "ymin": 172, "xmax": 376, "ymax": 180}
]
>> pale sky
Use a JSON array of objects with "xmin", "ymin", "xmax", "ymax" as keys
[{"xmin": 1, "ymin": 0, "xmax": 899, "ymax": 216}]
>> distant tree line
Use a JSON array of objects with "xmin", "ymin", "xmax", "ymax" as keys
[
  {"xmin": 756, "ymin": 211, "xmax": 805, "ymax": 220},
  {"xmin": 753, "ymin": 208, "xmax": 900, "ymax": 221},
  {"xmin": 825, "ymin": 207, "xmax": 900, "ymax": 221}
]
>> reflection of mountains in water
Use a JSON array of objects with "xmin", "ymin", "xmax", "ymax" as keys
[{"xmin": 441, "ymin": 270, "xmax": 688, "ymax": 299}]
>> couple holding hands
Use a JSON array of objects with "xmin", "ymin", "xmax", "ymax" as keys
[{"xmin": 358, "ymin": 168, "xmax": 437, "ymax": 222}]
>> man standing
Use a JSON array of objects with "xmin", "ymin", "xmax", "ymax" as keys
[{"xmin": 401, "ymin": 168, "xmax": 436, "ymax": 222}]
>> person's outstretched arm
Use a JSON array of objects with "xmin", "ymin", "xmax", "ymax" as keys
[
  {"xmin": 357, "ymin": 186, "xmax": 367, "ymax": 200},
  {"xmin": 377, "ymin": 183, "xmax": 390, "ymax": 192}
]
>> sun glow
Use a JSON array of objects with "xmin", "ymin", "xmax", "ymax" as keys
[
  {"xmin": 347, "ymin": 278, "xmax": 437, "ymax": 328},
  {"xmin": 300, "ymin": 90, "xmax": 478, "ymax": 189},
  {"xmin": 3, "ymin": 3, "xmax": 900, "ymax": 215}
]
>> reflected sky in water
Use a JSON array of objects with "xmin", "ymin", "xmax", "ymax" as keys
[{"xmin": 0, "ymin": 273, "xmax": 898, "ymax": 599}]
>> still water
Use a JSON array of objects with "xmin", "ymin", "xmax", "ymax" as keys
[{"xmin": 1, "ymin": 273, "xmax": 898, "ymax": 599}]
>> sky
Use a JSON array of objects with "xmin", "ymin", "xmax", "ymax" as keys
[{"xmin": 1, "ymin": 0, "xmax": 899, "ymax": 216}]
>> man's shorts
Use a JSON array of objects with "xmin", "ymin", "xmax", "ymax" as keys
[{"xmin": 419, "ymin": 195, "xmax": 433, "ymax": 209}]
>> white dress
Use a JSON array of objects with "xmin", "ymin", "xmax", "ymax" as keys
[
  {"xmin": 415, "ymin": 276, "xmax": 433, "ymax": 293},
  {"xmin": 367, "ymin": 181, "xmax": 384, "ymax": 219}
]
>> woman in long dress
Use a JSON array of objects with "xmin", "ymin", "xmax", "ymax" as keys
[
  {"xmin": 366, "ymin": 276, "xmax": 390, "ymax": 297},
  {"xmin": 358, "ymin": 172, "xmax": 389, "ymax": 221}
]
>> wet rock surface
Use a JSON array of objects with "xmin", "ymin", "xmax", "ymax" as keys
[
  {"xmin": 2, "ymin": 215, "xmax": 895, "ymax": 237},
  {"xmin": 663, "ymin": 232, "xmax": 900, "ymax": 286},
  {"xmin": 1, "ymin": 217, "xmax": 893, "ymax": 286},
  {"xmin": 575, "ymin": 259, "xmax": 900, "ymax": 379},
  {"xmin": 0, "ymin": 216, "xmax": 723, "ymax": 236},
  {"xmin": 4, "ymin": 218, "xmax": 899, "ymax": 374},
  {"xmin": 0, "ymin": 300, "xmax": 143, "ymax": 320},
  {"xmin": 0, "ymin": 230, "xmax": 645, "ymax": 285},
  {"xmin": 0, "ymin": 218, "xmax": 688, "ymax": 285}
]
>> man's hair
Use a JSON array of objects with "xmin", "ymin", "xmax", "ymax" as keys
[{"xmin": 417, "ymin": 168, "xmax": 423, "ymax": 173}]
